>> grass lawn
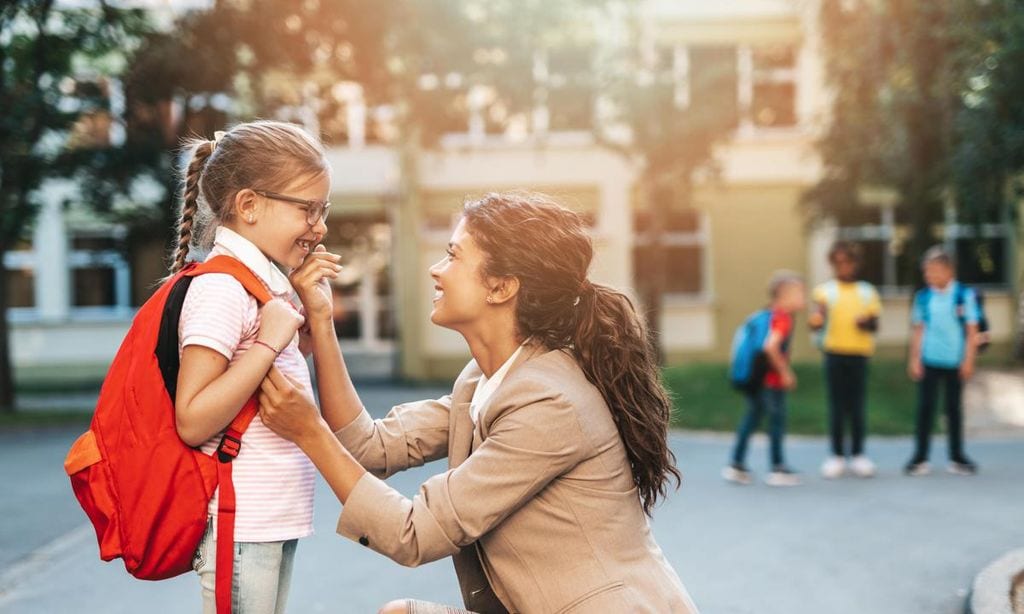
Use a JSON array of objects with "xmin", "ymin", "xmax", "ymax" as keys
[{"xmin": 664, "ymin": 360, "xmax": 919, "ymax": 435}]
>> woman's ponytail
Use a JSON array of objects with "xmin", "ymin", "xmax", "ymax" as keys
[
  {"xmin": 572, "ymin": 282, "xmax": 681, "ymax": 516},
  {"xmin": 463, "ymin": 192, "xmax": 681, "ymax": 517}
]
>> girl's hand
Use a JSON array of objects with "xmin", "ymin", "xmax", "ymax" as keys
[
  {"xmin": 258, "ymin": 366, "xmax": 325, "ymax": 445},
  {"xmin": 290, "ymin": 245, "xmax": 342, "ymax": 324},
  {"xmin": 257, "ymin": 299, "xmax": 305, "ymax": 353},
  {"xmin": 907, "ymin": 359, "xmax": 924, "ymax": 382},
  {"xmin": 781, "ymin": 368, "xmax": 798, "ymax": 391}
]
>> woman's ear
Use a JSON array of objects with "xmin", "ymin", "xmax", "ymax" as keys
[
  {"xmin": 487, "ymin": 276, "xmax": 520, "ymax": 306},
  {"xmin": 234, "ymin": 188, "xmax": 259, "ymax": 224}
]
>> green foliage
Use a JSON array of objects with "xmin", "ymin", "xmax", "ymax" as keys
[{"xmin": 805, "ymin": 0, "xmax": 1023, "ymax": 281}]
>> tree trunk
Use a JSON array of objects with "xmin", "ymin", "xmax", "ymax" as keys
[
  {"xmin": 0, "ymin": 252, "xmax": 16, "ymax": 414},
  {"xmin": 640, "ymin": 173, "xmax": 670, "ymax": 365}
]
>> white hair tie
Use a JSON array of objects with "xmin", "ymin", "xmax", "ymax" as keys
[{"xmin": 211, "ymin": 130, "xmax": 226, "ymax": 151}]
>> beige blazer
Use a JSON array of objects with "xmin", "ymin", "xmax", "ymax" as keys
[{"xmin": 334, "ymin": 343, "xmax": 699, "ymax": 614}]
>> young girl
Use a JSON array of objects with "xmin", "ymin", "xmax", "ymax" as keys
[{"xmin": 169, "ymin": 120, "xmax": 340, "ymax": 613}]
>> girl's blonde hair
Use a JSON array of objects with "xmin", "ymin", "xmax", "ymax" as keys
[{"xmin": 170, "ymin": 120, "xmax": 330, "ymax": 273}]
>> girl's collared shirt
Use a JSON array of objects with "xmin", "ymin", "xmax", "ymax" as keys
[{"xmin": 178, "ymin": 225, "xmax": 315, "ymax": 542}]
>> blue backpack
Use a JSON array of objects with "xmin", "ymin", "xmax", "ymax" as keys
[
  {"xmin": 728, "ymin": 309, "xmax": 774, "ymax": 391},
  {"xmin": 913, "ymin": 283, "xmax": 990, "ymax": 353}
]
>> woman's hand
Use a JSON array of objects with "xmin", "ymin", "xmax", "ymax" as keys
[
  {"xmin": 258, "ymin": 366, "xmax": 327, "ymax": 446},
  {"xmin": 257, "ymin": 299, "xmax": 305, "ymax": 352},
  {"xmin": 290, "ymin": 245, "xmax": 342, "ymax": 325}
]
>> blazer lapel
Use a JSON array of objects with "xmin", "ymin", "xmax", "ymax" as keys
[
  {"xmin": 448, "ymin": 370, "xmax": 481, "ymax": 469},
  {"xmin": 472, "ymin": 341, "xmax": 548, "ymax": 443}
]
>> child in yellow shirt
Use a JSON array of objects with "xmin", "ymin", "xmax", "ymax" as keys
[{"xmin": 809, "ymin": 241, "xmax": 881, "ymax": 479}]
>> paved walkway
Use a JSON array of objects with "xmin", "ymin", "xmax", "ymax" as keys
[{"xmin": 2, "ymin": 383, "xmax": 1022, "ymax": 613}]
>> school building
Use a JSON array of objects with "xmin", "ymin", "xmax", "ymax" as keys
[{"xmin": 7, "ymin": 0, "xmax": 1022, "ymax": 381}]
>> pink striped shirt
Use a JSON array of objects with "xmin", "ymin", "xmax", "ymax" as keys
[{"xmin": 178, "ymin": 226, "xmax": 315, "ymax": 542}]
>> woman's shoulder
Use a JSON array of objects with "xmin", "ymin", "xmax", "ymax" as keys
[{"xmin": 503, "ymin": 348, "xmax": 605, "ymax": 413}]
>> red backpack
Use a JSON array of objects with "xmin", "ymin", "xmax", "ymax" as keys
[{"xmin": 64, "ymin": 255, "xmax": 271, "ymax": 614}]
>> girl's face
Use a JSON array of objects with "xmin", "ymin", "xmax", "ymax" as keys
[
  {"xmin": 428, "ymin": 218, "xmax": 492, "ymax": 331},
  {"xmin": 249, "ymin": 173, "xmax": 330, "ymax": 270},
  {"xmin": 831, "ymin": 252, "xmax": 859, "ymax": 282}
]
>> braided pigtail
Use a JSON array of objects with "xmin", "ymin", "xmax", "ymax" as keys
[{"xmin": 170, "ymin": 140, "xmax": 215, "ymax": 274}]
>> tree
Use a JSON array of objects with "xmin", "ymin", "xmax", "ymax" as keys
[
  {"xmin": 805, "ymin": 0, "xmax": 1024, "ymax": 289},
  {"xmin": 0, "ymin": 1, "xmax": 150, "ymax": 413},
  {"xmin": 596, "ymin": 9, "xmax": 738, "ymax": 359}
]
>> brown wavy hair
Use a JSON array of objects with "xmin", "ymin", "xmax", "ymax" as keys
[
  {"xmin": 169, "ymin": 120, "xmax": 330, "ymax": 274},
  {"xmin": 462, "ymin": 191, "xmax": 681, "ymax": 516}
]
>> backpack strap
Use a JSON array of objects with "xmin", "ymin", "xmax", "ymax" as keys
[
  {"xmin": 914, "ymin": 287, "xmax": 931, "ymax": 325},
  {"xmin": 856, "ymin": 281, "xmax": 874, "ymax": 307},
  {"xmin": 186, "ymin": 255, "xmax": 274, "ymax": 305},
  {"xmin": 214, "ymin": 398, "xmax": 258, "ymax": 614},
  {"xmin": 183, "ymin": 255, "xmax": 274, "ymax": 614}
]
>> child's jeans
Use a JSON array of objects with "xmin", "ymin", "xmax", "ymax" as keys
[
  {"xmin": 911, "ymin": 365, "xmax": 966, "ymax": 462},
  {"xmin": 193, "ymin": 519, "xmax": 297, "ymax": 614},
  {"xmin": 824, "ymin": 353, "xmax": 869, "ymax": 457},
  {"xmin": 731, "ymin": 387, "xmax": 787, "ymax": 467}
]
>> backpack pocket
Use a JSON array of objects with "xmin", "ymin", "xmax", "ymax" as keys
[{"xmin": 65, "ymin": 430, "xmax": 122, "ymax": 561}]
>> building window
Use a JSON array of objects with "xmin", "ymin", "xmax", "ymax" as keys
[
  {"xmin": 836, "ymin": 206, "xmax": 1013, "ymax": 291},
  {"xmin": 633, "ymin": 207, "xmax": 708, "ymax": 296},
  {"xmin": 4, "ymin": 242, "xmax": 36, "ymax": 313},
  {"xmin": 68, "ymin": 230, "xmax": 132, "ymax": 316},
  {"xmin": 688, "ymin": 45, "xmax": 740, "ymax": 129},
  {"xmin": 736, "ymin": 44, "xmax": 798, "ymax": 132}
]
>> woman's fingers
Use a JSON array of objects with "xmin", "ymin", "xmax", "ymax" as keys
[{"xmin": 266, "ymin": 365, "xmax": 291, "ymax": 391}]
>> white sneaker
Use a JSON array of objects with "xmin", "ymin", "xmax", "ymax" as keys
[
  {"xmin": 765, "ymin": 467, "xmax": 802, "ymax": 487},
  {"xmin": 721, "ymin": 464, "xmax": 753, "ymax": 485},
  {"xmin": 850, "ymin": 455, "xmax": 876, "ymax": 478},
  {"xmin": 820, "ymin": 456, "xmax": 846, "ymax": 479}
]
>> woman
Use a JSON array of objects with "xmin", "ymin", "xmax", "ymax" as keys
[{"xmin": 258, "ymin": 192, "xmax": 699, "ymax": 613}]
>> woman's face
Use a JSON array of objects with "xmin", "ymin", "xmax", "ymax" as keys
[{"xmin": 428, "ymin": 218, "xmax": 492, "ymax": 331}]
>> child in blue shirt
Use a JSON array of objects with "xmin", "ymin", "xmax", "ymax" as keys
[{"xmin": 906, "ymin": 246, "xmax": 979, "ymax": 476}]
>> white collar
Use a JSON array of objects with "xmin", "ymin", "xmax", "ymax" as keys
[
  {"xmin": 210, "ymin": 226, "xmax": 293, "ymax": 297},
  {"xmin": 470, "ymin": 342, "xmax": 528, "ymax": 423}
]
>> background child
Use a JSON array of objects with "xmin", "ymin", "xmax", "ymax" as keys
[
  {"xmin": 171, "ymin": 120, "xmax": 340, "ymax": 612},
  {"xmin": 809, "ymin": 241, "xmax": 881, "ymax": 479},
  {"xmin": 906, "ymin": 246, "xmax": 979, "ymax": 476},
  {"xmin": 723, "ymin": 271, "xmax": 806, "ymax": 487}
]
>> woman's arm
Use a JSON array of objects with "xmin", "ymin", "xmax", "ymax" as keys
[
  {"xmin": 175, "ymin": 298, "xmax": 303, "ymax": 446},
  {"xmin": 260, "ymin": 372, "xmax": 586, "ymax": 568}
]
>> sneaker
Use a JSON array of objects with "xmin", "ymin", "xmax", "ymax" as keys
[
  {"xmin": 820, "ymin": 455, "xmax": 846, "ymax": 479},
  {"xmin": 904, "ymin": 460, "xmax": 931, "ymax": 476},
  {"xmin": 722, "ymin": 464, "xmax": 753, "ymax": 485},
  {"xmin": 850, "ymin": 455, "xmax": 876, "ymax": 478},
  {"xmin": 766, "ymin": 465, "xmax": 801, "ymax": 487},
  {"xmin": 948, "ymin": 458, "xmax": 978, "ymax": 476}
]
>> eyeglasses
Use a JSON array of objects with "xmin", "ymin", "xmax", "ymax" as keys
[{"xmin": 253, "ymin": 189, "xmax": 331, "ymax": 226}]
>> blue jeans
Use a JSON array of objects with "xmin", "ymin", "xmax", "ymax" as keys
[
  {"xmin": 731, "ymin": 387, "xmax": 787, "ymax": 467},
  {"xmin": 193, "ymin": 520, "xmax": 298, "ymax": 614}
]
